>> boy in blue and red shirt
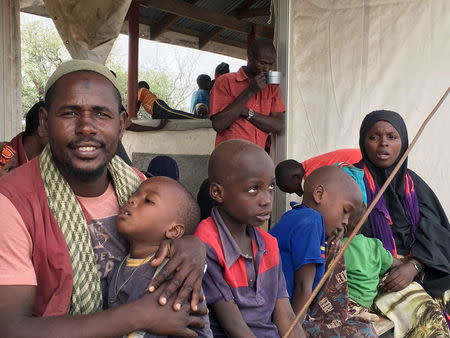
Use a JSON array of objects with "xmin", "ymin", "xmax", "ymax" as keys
[
  {"xmin": 195, "ymin": 139, "xmax": 304, "ymax": 338},
  {"xmin": 270, "ymin": 166, "xmax": 362, "ymax": 315}
]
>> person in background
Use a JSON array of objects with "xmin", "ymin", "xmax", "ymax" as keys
[
  {"xmin": 9, "ymin": 101, "xmax": 48, "ymax": 166},
  {"xmin": 143, "ymin": 155, "xmax": 180, "ymax": 181},
  {"xmin": 275, "ymin": 149, "xmax": 362, "ymax": 197},
  {"xmin": 190, "ymin": 74, "xmax": 211, "ymax": 117},
  {"xmin": 137, "ymin": 81, "xmax": 203, "ymax": 119},
  {"xmin": 109, "ymin": 70, "xmax": 166, "ymax": 164},
  {"xmin": 0, "ymin": 144, "xmax": 17, "ymax": 176},
  {"xmin": 210, "ymin": 39, "xmax": 285, "ymax": 148},
  {"xmin": 210, "ymin": 62, "xmax": 230, "ymax": 92}
]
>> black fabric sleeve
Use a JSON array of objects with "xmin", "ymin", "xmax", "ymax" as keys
[{"xmin": 408, "ymin": 170, "xmax": 450, "ymax": 298}]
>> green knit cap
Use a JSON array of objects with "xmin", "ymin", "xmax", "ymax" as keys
[{"xmin": 44, "ymin": 59, "xmax": 120, "ymax": 96}]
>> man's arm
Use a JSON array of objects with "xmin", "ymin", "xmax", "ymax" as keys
[
  {"xmin": 291, "ymin": 263, "xmax": 316, "ymax": 316},
  {"xmin": 0, "ymin": 285, "xmax": 204, "ymax": 337},
  {"xmin": 242, "ymin": 110, "xmax": 284, "ymax": 134},
  {"xmin": 210, "ymin": 88, "xmax": 254, "ymax": 133},
  {"xmin": 273, "ymin": 298, "xmax": 306, "ymax": 338},
  {"xmin": 210, "ymin": 299, "xmax": 256, "ymax": 338},
  {"xmin": 211, "ymin": 73, "xmax": 266, "ymax": 133}
]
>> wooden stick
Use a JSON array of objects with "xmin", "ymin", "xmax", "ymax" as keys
[{"xmin": 283, "ymin": 86, "xmax": 450, "ymax": 338}]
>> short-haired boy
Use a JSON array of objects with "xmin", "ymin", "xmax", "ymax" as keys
[
  {"xmin": 275, "ymin": 149, "xmax": 362, "ymax": 197},
  {"xmin": 270, "ymin": 166, "xmax": 362, "ymax": 315},
  {"xmin": 195, "ymin": 140, "xmax": 304, "ymax": 338},
  {"xmin": 108, "ymin": 176, "xmax": 212, "ymax": 337}
]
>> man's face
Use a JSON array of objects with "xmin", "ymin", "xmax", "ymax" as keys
[
  {"xmin": 248, "ymin": 49, "xmax": 276, "ymax": 75},
  {"xmin": 41, "ymin": 71, "xmax": 125, "ymax": 182}
]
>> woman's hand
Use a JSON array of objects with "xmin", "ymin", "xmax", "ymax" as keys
[
  {"xmin": 381, "ymin": 260, "xmax": 417, "ymax": 292},
  {"xmin": 148, "ymin": 236, "xmax": 207, "ymax": 312}
]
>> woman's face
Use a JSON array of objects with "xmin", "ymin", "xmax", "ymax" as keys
[{"xmin": 364, "ymin": 121, "xmax": 402, "ymax": 168}]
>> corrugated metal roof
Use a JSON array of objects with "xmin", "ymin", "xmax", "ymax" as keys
[
  {"xmin": 139, "ymin": 6, "xmax": 166, "ymax": 23},
  {"xmin": 193, "ymin": 0, "xmax": 243, "ymax": 13},
  {"xmin": 139, "ymin": 0, "xmax": 273, "ymax": 53},
  {"xmin": 173, "ymin": 17, "xmax": 214, "ymax": 33},
  {"xmin": 217, "ymin": 30, "xmax": 247, "ymax": 43}
]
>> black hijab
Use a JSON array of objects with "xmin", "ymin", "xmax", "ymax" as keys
[
  {"xmin": 358, "ymin": 110, "xmax": 450, "ymax": 298},
  {"xmin": 359, "ymin": 111, "xmax": 413, "ymax": 250}
]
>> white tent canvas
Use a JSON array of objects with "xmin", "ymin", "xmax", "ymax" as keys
[{"xmin": 285, "ymin": 0, "xmax": 450, "ymax": 211}]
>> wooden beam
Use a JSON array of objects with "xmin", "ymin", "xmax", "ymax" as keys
[
  {"xmin": 169, "ymin": 25, "xmax": 247, "ymax": 50},
  {"xmin": 138, "ymin": 0, "xmax": 273, "ymax": 39},
  {"xmin": 198, "ymin": 27, "xmax": 222, "ymax": 49},
  {"xmin": 150, "ymin": 14, "xmax": 178, "ymax": 39},
  {"xmin": 198, "ymin": 0, "xmax": 258, "ymax": 50},
  {"xmin": 235, "ymin": 7, "xmax": 270, "ymax": 19},
  {"xmin": 148, "ymin": 0, "xmax": 198, "ymax": 40},
  {"xmin": 138, "ymin": 15, "xmax": 247, "ymax": 50}
]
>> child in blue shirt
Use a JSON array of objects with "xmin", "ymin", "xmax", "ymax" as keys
[
  {"xmin": 270, "ymin": 165, "xmax": 362, "ymax": 315},
  {"xmin": 190, "ymin": 74, "xmax": 211, "ymax": 116}
]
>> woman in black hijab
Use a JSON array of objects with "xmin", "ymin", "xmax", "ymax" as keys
[{"xmin": 356, "ymin": 110, "xmax": 450, "ymax": 335}]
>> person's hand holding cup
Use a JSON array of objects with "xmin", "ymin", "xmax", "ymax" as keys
[{"xmin": 265, "ymin": 71, "xmax": 281, "ymax": 85}]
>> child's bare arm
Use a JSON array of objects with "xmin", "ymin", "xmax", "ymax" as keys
[
  {"xmin": 211, "ymin": 300, "xmax": 256, "ymax": 338},
  {"xmin": 292, "ymin": 263, "xmax": 316, "ymax": 316},
  {"xmin": 273, "ymin": 298, "xmax": 306, "ymax": 338}
]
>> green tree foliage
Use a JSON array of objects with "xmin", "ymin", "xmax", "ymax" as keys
[
  {"xmin": 21, "ymin": 20, "xmax": 70, "ymax": 113},
  {"xmin": 21, "ymin": 16, "xmax": 194, "ymax": 117}
]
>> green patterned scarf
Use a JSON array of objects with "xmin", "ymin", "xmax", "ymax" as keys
[{"xmin": 39, "ymin": 145, "xmax": 141, "ymax": 315}]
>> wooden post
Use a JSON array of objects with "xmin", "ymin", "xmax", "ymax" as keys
[{"xmin": 127, "ymin": 0, "xmax": 139, "ymax": 118}]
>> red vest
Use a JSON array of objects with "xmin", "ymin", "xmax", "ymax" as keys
[
  {"xmin": 0, "ymin": 157, "xmax": 144, "ymax": 316},
  {"xmin": 0, "ymin": 158, "xmax": 73, "ymax": 316}
]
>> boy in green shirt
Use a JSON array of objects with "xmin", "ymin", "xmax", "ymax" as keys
[{"xmin": 343, "ymin": 206, "xmax": 402, "ymax": 314}]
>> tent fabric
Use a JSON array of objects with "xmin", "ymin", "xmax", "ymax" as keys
[
  {"xmin": 43, "ymin": 0, "xmax": 131, "ymax": 64},
  {"xmin": 286, "ymin": 0, "xmax": 450, "ymax": 211}
]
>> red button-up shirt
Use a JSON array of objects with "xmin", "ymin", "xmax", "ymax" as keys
[{"xmin": 210, "ymin": 67, "xmax": 285, "ymax": 148}]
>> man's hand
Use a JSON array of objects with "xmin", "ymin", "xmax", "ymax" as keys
[
  {"xmin": 132, "ymin": 288, "xmax": 205, "ymax": 337},
  {"xmin": 149, "ymin": 236, "xmax": 207, "ymax": 312},
  {"xmin": 0, "ymin": 285, "xmax": 205, "ymax": 337},
  {"xmin": 248, "ymin": 73, "xmax": 267, "ymax": 93},
  {"xmin": 380, "ymin": 261, "xmax": 417, "ymax": 292}
]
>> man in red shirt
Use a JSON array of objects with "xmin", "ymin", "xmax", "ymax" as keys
[{"xmin": 209, "ymin": 39, "xmax": 285, "ymax": 148}]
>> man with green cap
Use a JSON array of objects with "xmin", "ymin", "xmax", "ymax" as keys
[{"xmin": 0, "ymin": 59, "xmax": 207, "ymax": 337}]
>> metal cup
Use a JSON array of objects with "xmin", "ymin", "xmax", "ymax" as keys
[{"xmin": 266, "ymin": 71, "xmax": 281, "ymax": 85}]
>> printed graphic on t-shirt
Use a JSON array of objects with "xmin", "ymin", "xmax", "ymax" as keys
[{"xmin": 87, "ymin": 215, "xmax": 127, "ymax": 304}]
